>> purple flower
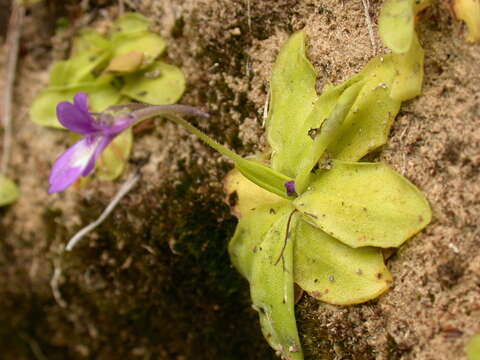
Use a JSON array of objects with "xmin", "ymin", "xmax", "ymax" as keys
[
  {"xmin": 48, "ymin": 92, "xmax": 210, "ymax": 193},
  {"xmin": 48, "ymin": 93, "xmax": 135, "ymax": 193}
]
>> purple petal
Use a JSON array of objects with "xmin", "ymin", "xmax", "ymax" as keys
[
  {"xmin": 73, "ymin": 92, "xmax": 90, "ymax": 113},
  {"xmin": 56, "ymin": 94, "xmax": 100, "ymax": 134},
  {"xmin": 48, "ymin": 135, "xmax": 104, "ymax": 193},
  {"xmin": 81, "ymin": 135, "xmax": 115, "ymax": 176}
]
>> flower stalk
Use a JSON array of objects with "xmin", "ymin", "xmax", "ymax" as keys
[{"xmin": 50, "ymin": 93, "xmax": 293, "ymax": 198}]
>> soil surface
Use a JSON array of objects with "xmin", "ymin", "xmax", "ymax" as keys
[{"xmin": 0, "ymin": 0, "xmax": 479, "ymax": 359}]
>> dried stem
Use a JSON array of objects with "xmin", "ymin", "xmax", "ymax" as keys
[
  {"xmin": 1, "ymin": 1, "xmax": 24, "ymax": 175},
  {"xmin": 361, "ymin": 0, "xmax": 377, "ymax": 55}
]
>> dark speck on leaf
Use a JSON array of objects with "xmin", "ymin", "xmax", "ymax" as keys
[
  {"xmin": 137, "ymin": 91, "xmax": 148, "ymax": 97},
  {"xmin": 269, "ymin": 208, "xmax": 276, "ymax": 214},
  {"xmin": 227, "ymin": 191, "xmax": 238, "ymax": 207},
  {"xmin": 308, "ymin": 127, "xmax": 321, "ymax": 139},
  {"xmin": 89, "ymin": 56, "xmax": 97, "ymax": 62},
  {"xmin": 304, "ymin": 212, "xmax": 318, "ymax": 219},
  {"xmin": 377, "ymin": 273, "xmax": 383, "ymax": 279}
]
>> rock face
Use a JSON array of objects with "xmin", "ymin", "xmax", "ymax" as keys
[{"xmin": 0, "ymin": 0, "xmax": 479, "ymax": 359}]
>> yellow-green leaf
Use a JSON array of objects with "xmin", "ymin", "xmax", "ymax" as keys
[
  {"xmin": 293, "ymin": 160, "xmax": 432, "ymax": 248},
  {"xmin": 106, "ymin": 51, "xmax": 145, "ymax": 73},
  {"xmin": 390, "ymin": 33, "xmax": 424, "ymax": 101},
  {"xmin": 0, "ymin": 175, "xmax": 19, "ymax": 206},
  {"xmin": 327, "ymin": 55, "xmax": 401, "ymax": 160},
  {"xmin": 228, "ymin": 201, "xmax": 289, "ymax": 280},
  {"xmin": 111, "ymin": 32, "xmax": 166, "ymax": 68},
  {"xmin": 121, "ymin": 61, "xmax": 185, "ymax": 105},
  {"xmin": 112, "ymin": 12, "xmax": 152, "ymax": 34},
  {"xmin": 49, "ymin": 51, "xmax": 111, "ymax": 87},
  {"xmin": 250, "ymin": 205, "xmax": 303, "ymax": 360},
  {"xmin": 294, "ymin": 80, "xmax": 365, "ymax": 192},
  {"xmin": 224, "ymin": 167, "xmax": 283, "ymax": 218},
  {"xmin": 97, "ymin": 128, "xmax": 133, "ymax": 180},
  {"xmin": 267, "ymin": 30, "xmax": 318, "ymax": 178},
  {"xmin": 453, "ymin": 0, "xmax": 480, "ymax": 42},
  {"xmin": 467, "ymin": 334, "xmax": 480, "ymax": 360},
  {"xmin": 379, "ymin": 0, "xmax": 416, "ymax": 53},
  {"xmin": 71, "ymin": 29, "xmax": 111, "ymax": 56},
  {"xmin": 294, "ymin": 220, "xmax": 391, "ymax": 305}
]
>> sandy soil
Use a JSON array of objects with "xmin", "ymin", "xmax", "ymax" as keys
[{"xmin": 0, "ymin": 0, "xmax": 479, "ymax": 359}]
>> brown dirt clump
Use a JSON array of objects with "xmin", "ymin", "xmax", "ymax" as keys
[{"xmin": 0, "ymin": 0, "xmax": 479, "ymax": 359}]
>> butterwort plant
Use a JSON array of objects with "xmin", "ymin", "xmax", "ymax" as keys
[
  {"xmin": 224, "ymin": 27, "xmax": 432, "ymax": 359},
  {"xmin": 49, "ymin": 21, "xmax": 433, "ymax": 360}
]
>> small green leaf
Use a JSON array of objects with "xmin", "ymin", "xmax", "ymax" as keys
[
  {"xmin": 328, "ymin": 55, "xmax": 401, "ymax": 160},
  {"xmin": 71, "ymin": 29, "xmax": 111, "ymax": 56},
  {"xmin": 267, "ymin": 30, "xmax": 318, "ymax": 178},
  {"xmin": 0, "ymin": 175, "xmax": 19, "ymax": 206},
  {"xmin": 390, "ymin": 33, "xmax": 425, "ymax": 101},
  {"xmin": 250, "ymin": 205, "xmax": 303, "ymax": 360},
  {"xmin": 228, "ymin": 201, "xmax": 289, "ymax": 280},
  {"xmin": 121, "ymin": 61, "xmax": 185, "ymax": 105},
  {"xmin": 224, "ymin": 167, "xmax": 284, "ymax": 217},
  {"xmin": 293, "ymin": 160, "xmax": 432, "ymax": 248},
  {"xmin": 112, "ymin": 12, "xmax": 152, "ymax": 34},
  {"xmin": 379, "ymin": 0, "xmax": 416, "ymax": 53},
  {"xmin": 49, "ymin": 51, "xmax": 111, "ymax": 87},
  {"xmin": 294, "ymin": 220, "xmax": 392, "ymax": 305},
  {"xmin": 453, "ymin": 0, "xmax": 480, "ymax": 42},
  {"xmin": 106, "ymin": 51, "xmax": 145, "ymax": 73},
  {"xmin": 467, "ymin": 334, "xmax": 480, "ymax": 360},
  {"xmin": 97, "ymin": 128, "xmax": 133, "ymax": 180},
  {"xmin": 294, "ymin": 80, "xmax": 365, "ymax": 192},
  {"xmin": 31, "ymin": 76, "xmax": 121, "ymax": 128},
  {"xmin": 110, "ymin": 32, "xmax": 166, "ymax": 68}
]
